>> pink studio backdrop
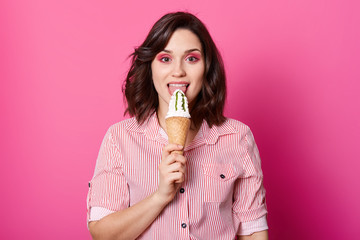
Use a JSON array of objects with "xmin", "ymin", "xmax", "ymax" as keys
[{"xmin": 1, "ymin": 0, "xmax": 359, "ymax": 239}]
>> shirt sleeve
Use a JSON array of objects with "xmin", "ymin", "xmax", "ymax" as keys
[
  {"xmin": 232, "ymin": 127, "xmax": 268, "ymax": 235},
  {"xmin": 86, "ymin": 126, "xmax": 129, "ymax": 224}
]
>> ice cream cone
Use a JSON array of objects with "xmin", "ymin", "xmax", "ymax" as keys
[
  {"xmin": 165, "ymin": 89, "xmax": 191, "ymax": 155},
  {"xmin": 165, "ymin": 116, "xmax": 191, "ymax": 155}
]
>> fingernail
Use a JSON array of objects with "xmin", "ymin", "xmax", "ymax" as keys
[{"xmin": 178, "ymin": 145, "xmax": 183, "ymax": 148}]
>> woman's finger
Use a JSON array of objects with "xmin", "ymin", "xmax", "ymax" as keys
[
  {"xmin": 162, "ymin": 144, "xmax": 184, "ymax": 159},
  {"xmin": 167, "ymin": 172, "xmax": 185, "ymax": 184},
  {"xmin": 165, "ymin": 161, "xmax": 186, "ymax": 174},
  {"xmin": 163, "ymin": 153, "xmax": 186, "ymax": 166}
]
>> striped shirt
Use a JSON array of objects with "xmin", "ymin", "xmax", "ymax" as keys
[{"xmin": 87, "ymin": 113, "xmax": 268, "ymax": 239}]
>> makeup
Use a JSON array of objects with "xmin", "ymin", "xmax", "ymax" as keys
[
  {"xmin": 156, "ymin": 54, "xmax": 172, "ymax": 63},
  {"xmin": 185, "ymin": 53, "xmax": 201, "ymax": 63}
]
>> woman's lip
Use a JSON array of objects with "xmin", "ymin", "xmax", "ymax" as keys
[{"xmin": 168, "ymin": 83, "xmax": 189, "ymax": 95}]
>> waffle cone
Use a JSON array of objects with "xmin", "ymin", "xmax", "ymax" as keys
[{"xmin": 165, "ymin": 117, "xmax": 191, "ymax": 155}]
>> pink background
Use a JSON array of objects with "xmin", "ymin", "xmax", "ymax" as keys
[{"xmin": 1, "ymin": 0, "xmax": 359, "ymax": 239}]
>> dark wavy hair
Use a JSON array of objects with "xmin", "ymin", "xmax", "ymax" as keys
[{"xmin": 123, "ymin": 12, "xmax": 226, "ymax": 128}]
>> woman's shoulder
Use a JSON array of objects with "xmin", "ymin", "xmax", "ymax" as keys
[
  {"xmin": 105, "ymin": 117, "xmax": 141, "ymax": 136},
  {"xmin": 211, "ymin": 118, "xmax": 258, "ymax": 145},
  {"xmin": 203, "ymin": 117, "xmax": 253, "ymax": 143},
  {"xmin": 221, "ymin": 117, "xmax": 251, "ymax": 133}
]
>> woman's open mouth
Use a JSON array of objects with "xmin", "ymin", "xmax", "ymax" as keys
[{"xmin": 168, "ymin": 83, "xmax": 189, "ymax": 95}]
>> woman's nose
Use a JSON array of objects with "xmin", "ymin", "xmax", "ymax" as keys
[{"xmin": 171, "ymin": 62, "xmax": 186, "ymax": 77}]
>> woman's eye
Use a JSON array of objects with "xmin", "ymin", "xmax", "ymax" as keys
[
  {"xmin": 186, "ymin": 56, "xmax": 199, "ymax": 62},
  {"xmin": 160, "ymin": 57, "xmax": 171, "ymax": 62}
]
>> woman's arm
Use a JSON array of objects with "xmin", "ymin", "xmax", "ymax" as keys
[
  {"xmin": 89, "ymin": 144, "xmax": 186, "ymax": 240},
  {"xmin": 238, "ymin": 230, "xmax": 269, "ymax": 240},
  {"xmin": 89, "ymin": 192, "xmax": 166, "ymax": 240}
]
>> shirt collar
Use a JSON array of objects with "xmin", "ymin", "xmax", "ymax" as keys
[
  {"xmin": 125, "ymin": 113, "xmax": 238, "ymax": 148},
  {"xmin": 124, "ymin": 112, "xmax": 164, "ymax": 142},
  {"xmin": 199, "ymin": 118, "xmax": 238, "ymax": 145}
]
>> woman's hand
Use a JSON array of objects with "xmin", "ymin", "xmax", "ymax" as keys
[{"xmin": 155, "ymin": 144, "xmax": 186, "ymax": 204}]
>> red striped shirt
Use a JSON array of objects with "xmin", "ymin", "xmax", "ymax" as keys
[{"xmin": 87, "ymin": 113, "xmax": 268, "ymax": 239}]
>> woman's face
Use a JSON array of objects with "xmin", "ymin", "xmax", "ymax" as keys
[{"xmin": 151, "ymin": 28, "xmax": 205, "ymax": 113}]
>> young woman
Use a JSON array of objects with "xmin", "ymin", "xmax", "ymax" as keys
[{"xmin": 87, "ymin": 12, "xmax": 268, "ymax": 240}]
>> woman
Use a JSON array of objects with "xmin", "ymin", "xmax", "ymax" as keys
[{"xmin": 87, "ymin": 12, "xmax": 268, "ymax": 240}]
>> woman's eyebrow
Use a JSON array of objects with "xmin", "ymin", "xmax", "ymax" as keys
[
  {"xmin": 162, "ymin": 48, "xmax": 202, "ymax": 54},
  {"xmin": 185, "ymin": 48, "xmax": 202, "ymax": 54}
]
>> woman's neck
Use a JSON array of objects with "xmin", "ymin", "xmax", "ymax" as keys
[{"xmin": 156, "ymin": 108, "xmax": 167, "ymax": 132}]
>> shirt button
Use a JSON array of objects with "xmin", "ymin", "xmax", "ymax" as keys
[
  {"xmin": 88, "ymin": 182, "xmax": 91, "ymax": 187},
  {"xmin": 181, "ymin": 223, "xmax": 187, "ymax": 228},
  {"xmin": 220, "ymin": 174, "xmax": 225, "ymax": 179},
  {"xmin": 179, "ymin": 188, "xmax": 185, "ymax": 193}
]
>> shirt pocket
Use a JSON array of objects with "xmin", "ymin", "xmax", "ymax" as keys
[{"xmin": 201, "ymin": 163, "xmax": 237, "ymax": 203}]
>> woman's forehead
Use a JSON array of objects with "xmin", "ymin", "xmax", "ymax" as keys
[{"xmin": 162, "ymin": 29, "xmax": 203, "ymax": 53}]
